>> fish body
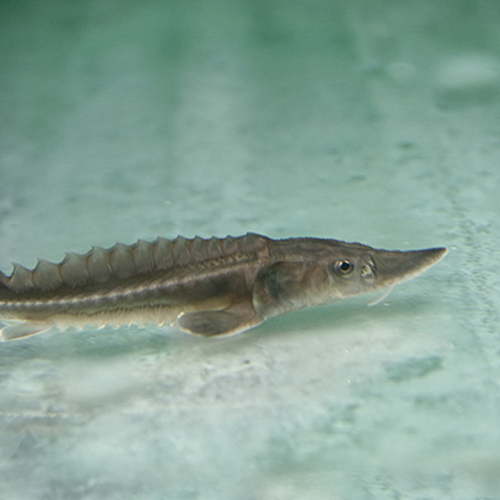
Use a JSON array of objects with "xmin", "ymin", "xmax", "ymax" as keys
[{"xmin": 0, "ymin": 233, "xmax": 447, "ymax": 341}]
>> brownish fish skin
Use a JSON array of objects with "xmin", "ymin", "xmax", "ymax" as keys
[{"xmin": 0, "ymin": 233, "xmax": 447, "ymax": 341}]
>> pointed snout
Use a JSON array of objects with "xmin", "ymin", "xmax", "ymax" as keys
[{"xmin": 373, "ymin": 246, "xmax": 448, "ymax": 286}]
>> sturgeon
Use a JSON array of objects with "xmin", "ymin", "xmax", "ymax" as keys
[{"xmin": 0, "ymin": 233, "xmax": 447, "ymax": 341}]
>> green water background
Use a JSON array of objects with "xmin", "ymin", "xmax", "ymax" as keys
[{"xmin": 1, "ymin": 1, "xmax": 499, "ymax": 498}]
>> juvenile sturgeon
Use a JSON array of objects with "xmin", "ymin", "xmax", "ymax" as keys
[{"xmin": 0, "ymin": 233, "xmax": 447, "ymax": 341}]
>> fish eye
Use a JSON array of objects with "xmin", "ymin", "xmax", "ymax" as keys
[{"xmin": 333, "ymin": 259, "xmax": 354, "ymax": 276}]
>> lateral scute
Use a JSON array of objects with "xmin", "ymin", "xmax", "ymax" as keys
[
  {"xmin": 86, "ymin": 246, "xmax": 113, "ymax": 283},
  {"xmin": 60, "ymin": 253, "xmax": 89, "ymax": 288},
  {"xmin": 132, "ymin": 239, "xmax": 156, "ymax": 274},
  {"xmin": 33, "ymin": 259, "xmax": 63, "ymax": 291},
  {"xmin": 8, "ymin": 264, "xmax": 35, "ymax": 293},
  {"xmin": 109, "ymin": 243, "xmax": 136, "ymax": 279}
]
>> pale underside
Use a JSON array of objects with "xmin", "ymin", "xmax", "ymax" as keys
[{"xmin": 0, "ymin": 296, "xmax": 264, "ymax": 341}]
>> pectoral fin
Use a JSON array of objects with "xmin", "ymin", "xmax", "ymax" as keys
[
  {"xmin": 0, "ymin": 321, "xmax": 53, "ymax": 341},
  {"xmin": 177, "ymin": 301, "xmax": 263, "ymax": 337}
]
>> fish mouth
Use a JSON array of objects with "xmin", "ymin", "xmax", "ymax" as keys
[{"xmin": 373, "ymin": 247, "xmax": 448, "ymax": 287}]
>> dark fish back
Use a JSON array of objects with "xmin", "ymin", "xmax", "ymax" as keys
[{"xmin": 0, "ymin": 233, "xmax": 269, "ymax": 299}]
